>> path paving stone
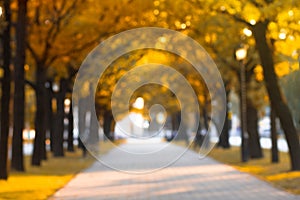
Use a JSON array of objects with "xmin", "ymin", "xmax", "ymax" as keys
[{"xmin": 51, "ymin": 142, "xmax": 299, "ymax": 200}]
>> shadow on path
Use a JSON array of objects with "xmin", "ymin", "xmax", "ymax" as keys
[{"xmin": 51, "ymin": 142, "xmax": 299, "ymax": 200}]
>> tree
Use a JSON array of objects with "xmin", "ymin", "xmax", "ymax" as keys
[
  {"xmin": 225, "ymin": 0, "xmax": 300, "ymax": 169},
  {"xmin": 0, "ymin": 0, "xmax": 12, "ymax": 179},
  {"xmin": 28, "ymin": 0, "xmax": 72, "ymax": 165},
  {"xmin": 26, "ymin": 0, "xmax": 99, "ymax": 165},
  {"xmin": 153, "ymin": 0, "xmax": 264, "ymax": 153},
  {"xmin": 67, "ymin": 99, "xmax": 74, "ymax": 152},
  {"xmin": 78, "ymin": 96, "xmax": 87, "ymax": 157},
  {"xmin": 252, "ymin": 21, "xmax": 300, "ymax": 170},
  {"xmin": 181, "ymin": 0, "xmax": 300, "ymax": 170},
  {"xmin": 203, "ymin": 29, "xmax": 263, "ymax": 155},
  {"xmin": 217, "ymin": 81, "xmax": 231, "ymax": 149},
  {"xmin": 11, "ymin": 0, "xmax": 27, "ymax": 172},
  {"xmin": 93, "ymin": 48, "xmax": 209, "ymax": 147},
  {"xmin": 270, "ymin": 106, "xmax": 279, "ymax": 163},
  {"xmin": 51, "ymin": 78, "xmax": 68, "ymax": 157},
  {"xmin": 26, "ymin": 0, "xmax": 154, "ymax": 164}
]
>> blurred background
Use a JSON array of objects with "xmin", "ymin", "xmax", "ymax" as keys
[{"xmin": 0, "ymin": 0, "xmax": 300, "ymax": 198}]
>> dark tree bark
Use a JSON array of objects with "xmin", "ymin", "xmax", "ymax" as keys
[
  {"xmin": 88, "ymin": 109, "xmax": 99, "ymax": 144},
  {"xmin": 110, "ymin": 118, "xmax": 116, "ymax": 141},
  {"xmin": 50, "ymin": 101, "xmax": 56, "ymax": 153},
  {"xmin": 52, "ymin": 79, "xmax": 68, "ymax": 157},
  {"xmin": 218, "ymin": 107, "xmax": 230, "ymax": 148},
  {"xmin": 168, "ymin": 112, "xmax": 179, "ymax": 142},
  {"xmin": 41, "ymin": 82, "xmax": 52, "ymax": 160},
  {"xmin": 253, "ymin": 22, "xmax": 300, "ymax": 170},
  {"xmin": 11, "ymin": 0, "xmax": 27, "ymax": 172},
  {"xmin": 67, "ymin": 100, "xmax": 74, "ymax": 152},
  {"xmin": 238, "ymin": 68, "xmax": 250, "ymax": 162},
  {"xmin": 49, "ymin": 101, "xmax": 55, "ymax": 152},
  {"xmin": 218, "ymin": 85, "xmax": 230, "ymax": 148},
  {"xmin": 41, "ymin": 90, "xmax": 51, "ymax": 160},
  {"xmin": 78, "ymin": 97, "xmax": 87, "ymax": 156},
  {"xmin": 194, "ymin": 121, "xmax": 203, "ymax": 148},
  {"xmin": 171, "ymin": 112, "xmax": 180, "ymax": 132},
  {"xmin": 87, "ymin": 84, "xmax": 99, "ymax": 144},
  {"xmin": 247, "ymin": 103, "xmax": 263, "ymax": 159},
  {"xmin": 0, "ymin": 0, "xmax": 12, "ymax": 179},
  {"xmin": 202, "ymin": 95, "xmax": 210, "ymax": 149},
  {"xmin": 175, "ymin": 111, "xmax": 190, "ymax": 146},
  {"xmin": 103, "ymin": 110, "xmax": 113, "ymax": 141},
  {"xmin": 32, "ymin": 67, "xmax": 47, "ymax": 166},
  {"xmin": 271, "ymin": 106, "xmax": 279, "ymax": 163},
  {"xmin": 172, "ymin": 112, "xmax": 186, "ymax": 142},
  {"xmin": 52, "ymin": 91, "xmax": 65, "ymax": 157},
  {"xmin": 45, "ymin": 81, "xmax": 54, "ymax": 152},
  {"xmin": 202, "ymin": 106, "xmax": 209, "ymax": 131}
]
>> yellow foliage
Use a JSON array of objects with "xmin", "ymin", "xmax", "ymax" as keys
[
  {"xmin": 0, "ymin": 150, "xmax": 94, "ymax": 200},
  {"xmin": 254, "ymin": 65, "xmax": 264, "ymax": 81},
  {"xmin": 0, "ymin": 175, "xmax": 73, "ymax": 200},
  {"xmin": 242, "ymin": 2, "xmax": 261, "ymax": 23},
  {"xmin": 275, "ymin": 61, "xmax": 291, "ymax": 77},
  {"xmin": 0, "ymin": 142, "xmax": 116, "ymax": 199},
  {"xmin": 267, "ymin": 172, "xmax": 300, "ymax": 181}
]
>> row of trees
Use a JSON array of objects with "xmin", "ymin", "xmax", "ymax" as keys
[
  {"xmin": 0, "ymin": 0, "xmax": 155, "ymax": 179},
  {"xmin": 94, "ymin": 0, "xmax": 300, "ymax": 170},
  {"xmin": 0, "ymin": 0, "xmax": 80, "ymax": 179},
  {"xmin": 0, "ymin": 0, "xmax": 300, "ymax": 180},
  {"xmin": 159, "ymin": 0, "xmax": 300, "ymax": 169},
  {"xmin": 93, "ymin": 0, "xmax": 300, "ymax": 170}
]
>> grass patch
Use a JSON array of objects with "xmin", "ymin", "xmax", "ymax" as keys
[
  {"xmin": 208, "ymin": 146, "xmax": 300, "ymax": 195},
  {"xmin": 0, "ymin": 141, "xmax": 116, "ymax": 200}
]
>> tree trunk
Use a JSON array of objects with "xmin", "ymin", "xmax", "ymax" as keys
[
  {"xmin": 53, "ymin": 79, "xmax": 69, "ymax": 157},
  {"xmin": 32, "ymin": 67, "xmax": 47, "ymax": 166},
  {"xmin": 218, "ymin": 106, "xmax": 230, "ymax": 148},
  {"xmin": 103, "ymin": 110, "xmax": 113, "ymax": 141},
  {"xmin": 194, "ymin": 121, "xmax": 203, "ymax": 148},
  {"xmin": 202, "ymin": 96, "xmax": 210, "ymax": 148},
  {"xmin": 52, "ymin": 91, "xmax": 65, "ymax": 157},
  {"xmin": 40, "ymin": 83, "xmax": 48, "ymax": 159},
  {"xmin": 247, "ymin": 103, "xmax": 263, "ymax": 159},
  {"xmin": 45, "ymin": 83, "xmax": 54, "ymax": 152},
  {"xmin": 172, "ymin": 111, "xmax": 188, "ymax": 142},
  {"xmin": 87, "ymin": 84, "xmax": 99, "ymax": 144},
  {"xmin": 110, "ymin": 118, "xmax": 116, "ymax": 141},
  {"xmin": 41, "ymin": 83, "xmax": 52, "ymax": 160},
  {"xmin": 0, "ymin": 0, "xmax": 12, "ymax": 179},
  {"xmin": 88, "ymin": 108, "xmax": 99, "ymax": 145},
  {"xmin": 11, "ymin": 0, "xmax": 27, "ymax": 172},
  {"xmin": 47, "ymin": 82, "xmax": 54, "ymax": 152},
  {"xmin": 218, "ymin": 87, "xmax": 230, "ymax": 148},
  {"xmin": 202, "ymin": 107, "xmax": 209, "ymax": 131},
  {"xmin": 271, "ymin": 106, "xmax": 279, "ymax": 163},
  {"xmin": 67, "ymin": 100, "xmax": 74, "ymax": 152},
  {"xmin": 253, "ymin": 22, "xmax": 300, "ymax": 170},
  {"xmin": 171, "ymin": 112, "xmax": 180, "ymax": 132},
  {"xmin": 78, "ymin": 97, "xmax": 87, "ymax": 156}
]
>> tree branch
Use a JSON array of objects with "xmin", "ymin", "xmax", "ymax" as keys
[
  {"xmin": 45, "ymin": 36, "xmax": 100, "ymax": 67},
  {"xmin": 25, "ymin": 79, "xmax": 37, "ymax": 91},
  {"xmin": 222, "ymin": 10, "xmax": 250, "ymax": 26},
  {"xmin": 208, "ymin": 44, "xmax": 239, "ymax": 74},
  {"xmin": 42, "ymin": 0, "xmax": 80, "ymax": 62},
  {"xmin": 248, "ymin": 0, "xmax": 265, "ymax": 8},
  {"xmin": 26, "ymin": 42, "xmax": 40, "ymax": 63}
]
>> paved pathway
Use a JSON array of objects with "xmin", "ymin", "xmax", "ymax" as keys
[{"xmin": 51, "ymin": 142, "xmax": 299, "ymax": 200}]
